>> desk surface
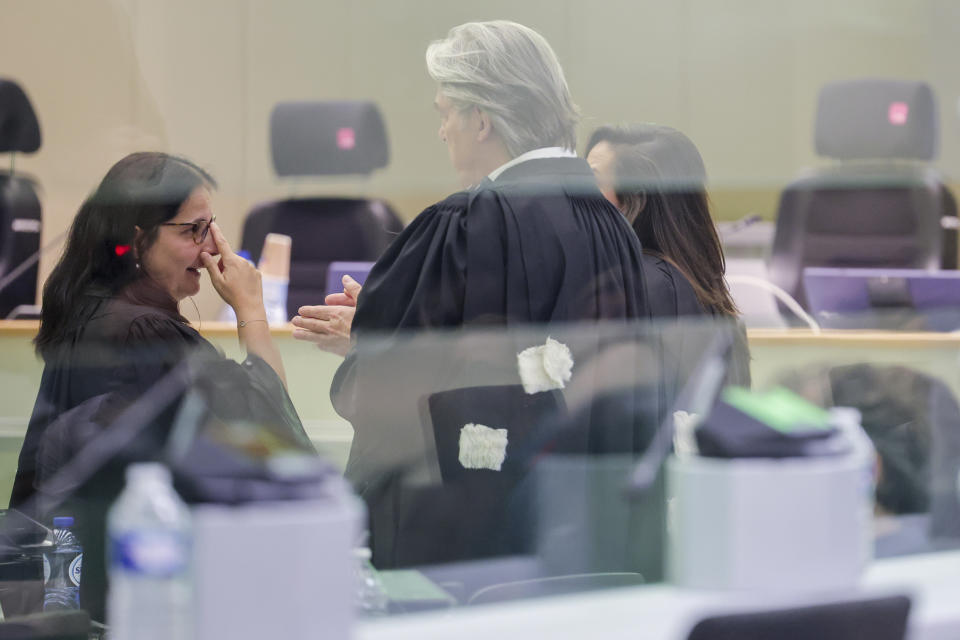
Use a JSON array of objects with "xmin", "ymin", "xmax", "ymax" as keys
[
  {"xmin": 4, "ymin": 320, "xmax": 960, "ymax": 341},
  {"xmin": 358, "ymin": 550, "xmax": 960, "ymax": 640},
  {"xmin": 747, "ymin": 327, "xmax": 960, "ymax": 347},
  {"xmin": 0, "ymin": 319, "xmax": 295, "ymax": 337}
]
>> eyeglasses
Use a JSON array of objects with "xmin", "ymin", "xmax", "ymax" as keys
[{"xmin": 160, "ymin": 215, "xmax": 216, "ymax": 245}]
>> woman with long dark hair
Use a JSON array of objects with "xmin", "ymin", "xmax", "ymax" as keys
[
  {"xmin": 586, "ymin": 124, "xmax": 749, "ymax": 384},
  {"xmin": 10, "ymin": 152, "xmax": 310, "ymax": 619},
  {"xmin": 15, "ymin": 151, "xmax": 306, "ymax": 499}
]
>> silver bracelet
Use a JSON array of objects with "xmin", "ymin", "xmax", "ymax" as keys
[{"xmin": 238, "ymin": 318, "xmax": 268, "ymax": 328}]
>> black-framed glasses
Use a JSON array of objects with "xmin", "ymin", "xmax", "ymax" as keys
[{"xmin": 160, "ymin": 215, "xmax": 216, "ymax": 245}]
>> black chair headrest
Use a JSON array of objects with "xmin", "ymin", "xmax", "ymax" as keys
[
  {"xmin": 815, "ymin": 78, "xmax": 937, "ymax": 161},
  {"xmin": 0, "ymin": 79, "xmax": 41, "ymax": 154},
  {"xmin": 270, "ymin": 101, "xmax": 389, "ymax": 177}
]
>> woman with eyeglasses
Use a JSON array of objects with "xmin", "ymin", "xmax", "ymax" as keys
[
  {"xmin": 9, "ymin": 151, "xmax": 311, "ymax": 621},
  {"xmin": 11, "ymin": 151, "xmax": 304, "ymax": 509}
]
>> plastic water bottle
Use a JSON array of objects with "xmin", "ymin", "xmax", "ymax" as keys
[
  {"xmin": 354, "ymin": 547, "xmax": 389, "ymax": 616},
  {"xmin": 43, "ymin": 516, "xmax": 82, "ymax": 611},
  {"xmin": 107, "ymin": 463, "xmax": 193, "ymax": 640}
]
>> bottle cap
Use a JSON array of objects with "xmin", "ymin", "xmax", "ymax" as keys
[
  {"xmin": 125, "ymin": 462, "xmax": 171, "ymax": 484},
  {"xmin": 52, "ymin": 516, "xmax": 74, "ymax": 528},
  {"xmin": 258, "ymin": 233, "xmax": 291, "ymax": 280}
]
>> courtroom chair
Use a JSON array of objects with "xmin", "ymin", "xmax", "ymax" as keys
[
  {"xmin": 686, "ymin": 595, "xmax": 911, "ymax": 640},
  {"xmin": 240, "ymin": 101, "xmax": 403, "ymax": 320},
  {"xmin": 0, "ymin": 80, "xmax": 42, "ymax": 318},
  {"xmin": 768, "ymin": 78, "xmax": 957, "ymax": 312},
  {"xmin": 382, "ymin": 384, "xmax": 567, "ymax": 566}
]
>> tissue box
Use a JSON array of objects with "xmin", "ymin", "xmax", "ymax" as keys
[
  {"xmin": 667, "ymin": 414, "xmax": 875, "ymax": 591},
  {"xmin": 192, "ymin": 480, "xmax": 362, "ymax": 640}
]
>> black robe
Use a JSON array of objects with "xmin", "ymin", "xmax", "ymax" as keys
[
  {"xmin": 11, "ymin": 295, "xmax": 211, "ymax": 511},
  {"xmin": 330, "ymin": 157, "xmax": 712, "ymax": 567},
  {"xmin": 10, "ymin": 293, "xmax": 309, "ymax": 622},
  {"xmin": 350, "ymin": 157, "xmax": 654, "ymax": 332}
]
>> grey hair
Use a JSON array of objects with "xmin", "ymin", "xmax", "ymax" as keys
[{"xmin": 426, "ymin": 20, "xmax": 579, "ymax": 158}]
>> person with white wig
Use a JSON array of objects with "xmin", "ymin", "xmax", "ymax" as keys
[
  {"xmin": 293, "ymin": 20, "xmax": 674, "ymax": 566},
  {"xmin": 294, "ymin": 19, "xmax": 656, "ymax": 353}
]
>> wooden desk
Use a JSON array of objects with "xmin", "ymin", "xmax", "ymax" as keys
[{"xmin": 748, "ymin": 327, "xmax": 960, "ymax": 347}]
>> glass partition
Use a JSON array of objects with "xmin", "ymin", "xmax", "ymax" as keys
[
  {"xmin": 0, "ymin": 317, "xmax": 731, "ymax": 617},
  {"xmin": 1, "ymin": 315, "xmax": 959, "ymax": 624},
  {"xmin": 2, "ymin": 1, "xmax": 960, "ymax": 635}
]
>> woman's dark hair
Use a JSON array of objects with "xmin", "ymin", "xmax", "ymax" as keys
[
  {"xmin": 35, "ymin": 152, "xmax": 216, "ymax": 356},
  {"xmin": 585, "ymin": 124, "xmax": 737, "ymax": 316}
]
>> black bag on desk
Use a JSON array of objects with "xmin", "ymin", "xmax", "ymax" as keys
[
  {"xmin": 696, "ymin": 388, "xmax": 850, "ymax": 459},
  {"xmin": 166, "ymin": 354, "xmax": 333, "ymax": 505}
]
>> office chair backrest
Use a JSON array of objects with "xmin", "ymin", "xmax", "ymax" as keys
[
  {"xmin": 403, "ymin": 384, "xmax": 566, "ymax": 564},
  {"xmin": 241, "ymin": 101, "xmax": 403, "ymax": 318},
  {"xmin": 769, "ymin": 79, "xmax": 957, "ymax": 310},
  {"xmin": 0, "ymin": 79, "xmax": 42, "ymax": 318},
  {"xmin": 687, "ymin": 595, "xmax": 911, "ymax": 640}
]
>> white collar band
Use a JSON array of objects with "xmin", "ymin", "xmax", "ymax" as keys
[{"xmin": 487, "ymin": 147, "xmax": 577, "ymax": 182}]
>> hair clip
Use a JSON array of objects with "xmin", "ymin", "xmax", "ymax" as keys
[{"xmin": 115, "ymin": 244, "xmax": 131, "ymax": 257}]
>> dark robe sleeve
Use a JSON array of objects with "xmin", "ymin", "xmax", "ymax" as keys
[
  {"xmin": 122, "ymin": 314, "xmax": 312, "ymax": 453},
  {"xmin": 350, "ymin": 196, "xmax": 469, "ymax": 334},
  {"xmin": 121, "ymin": 313, "xmax": 218, "ymax": 392},
  {"xmin": 328, "ymin": 197, "xmax": 469, "ymax": 426}
]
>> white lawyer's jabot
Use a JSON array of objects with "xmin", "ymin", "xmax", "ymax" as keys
[
  {"xmin": 517, "ymin": 336, "xmax": 574, "ymax": 395},
  {"xmin": 458, "ymin": 423, "xmax": 509, "ymax": 471}
]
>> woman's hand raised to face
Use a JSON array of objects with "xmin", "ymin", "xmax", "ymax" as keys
[{"xmin": 199, "ymin": 222, "xmax": 264, "ymax": 317}]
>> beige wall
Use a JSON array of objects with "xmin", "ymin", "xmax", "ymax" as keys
[{"xmin": 2, "ymin": 0, "xmax": 959, "ymax": 318}]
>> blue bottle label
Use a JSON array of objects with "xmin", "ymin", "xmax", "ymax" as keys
[
  {"xmin": 111, "ymin": 531, "xmax": 189, "ymax": 577},
  {"xmin": 69, "ymin": 554, "xmax": 83, "ymax": 587}
]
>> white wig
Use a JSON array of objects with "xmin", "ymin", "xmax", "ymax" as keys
[{"xmin": 426, "ymin": 20, "xmax": 579, "ymax": 158}]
